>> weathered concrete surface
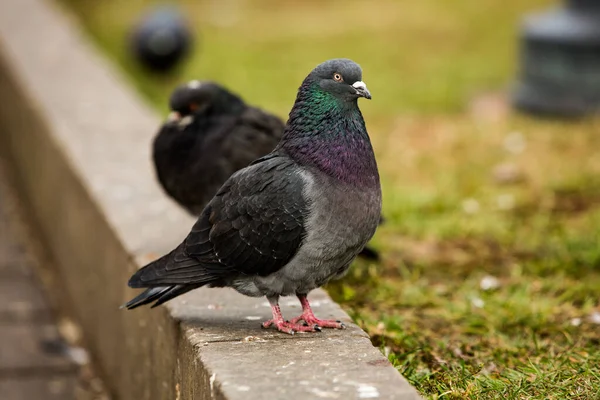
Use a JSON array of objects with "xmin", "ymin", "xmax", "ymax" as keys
[
  {"xmin": 0, "ymin": 0, "xmax": 422, "ymax": 399},
  {"xmin": 0, "ymin": 158, "xmax": 106, "ymax": 400},
  {"xmin": 0, "ymin": 279, "xmax": 50, "ymax": 322},
  {"xmin": 0, "ymin": 377, "xmax": 79, "ymax": 400},
  {"xmin": 0, "ymin": 325, "xmax": 75, "ymax": 372},
  {"xmin": 172, "ymin": 289, "xmax": 416, "ymax": 399}
]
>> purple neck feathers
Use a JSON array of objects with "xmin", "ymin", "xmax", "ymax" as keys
[{"xmin": 280, "ymin": 82, "xmax": 379, "ymax": 188}]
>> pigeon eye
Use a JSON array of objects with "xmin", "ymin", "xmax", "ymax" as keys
[{"xmin": 333, "ymin": 73, "xmax": 343, "ymax": 82}]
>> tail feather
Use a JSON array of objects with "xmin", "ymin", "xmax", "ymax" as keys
[
  {"xmin": 124, "ymin": 243, "xmax": 222, "ymax": 310},
  {"xmin": 122, "ymin": 286, "xmax": 172, "ymax": 309},
  {"xmin": 150, "ymin": 284, "xmax": 199, "ymax": 308},
  {"xmin": 128, "ymin": 243, "xmax": 219, "ymax": 288},
  {"xmin": 127, "ymin": 249, "xmax": 175, "ymax": 288},
  {"xmin": 122, "ymin": 284, "xmax": 201, "ymax": 310}
]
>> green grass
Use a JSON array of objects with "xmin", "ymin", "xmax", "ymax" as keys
[{"xmin": 56, "ymin": 0, "xmax": 600, "ymax": 398}]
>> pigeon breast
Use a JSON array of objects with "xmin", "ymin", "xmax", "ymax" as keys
[{"xmin": 234, "ymin": 161, "xmax": 382, "ymax": 298}]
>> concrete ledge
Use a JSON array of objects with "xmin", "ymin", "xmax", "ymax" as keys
[{"xmin": 0, "ymin": 0, "xmax": 421, "ymax": 398}]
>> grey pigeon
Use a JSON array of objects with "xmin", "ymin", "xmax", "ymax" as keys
[
  {"xmin": 125, "ymin": 59, "xmax": 381, "ymax": 334},
  {"xmin": 153, "ymin": 80, "xmax": 383, "ymax": 261}
]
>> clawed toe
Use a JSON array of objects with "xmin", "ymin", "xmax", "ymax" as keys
[
  {"xmin": 291, "ymin": 314, "xmax": 345, "ymax": 330},
  {"xmin": 261, "ymin": 319, "xmax": 321, "ymax": 335},
  {"xmin": 263, "ymin": 295, "xmax": 346, "ymax": 335},
  {"xmin": 312, "ymin": 319, "xmax": 345, "ymax": 329}
]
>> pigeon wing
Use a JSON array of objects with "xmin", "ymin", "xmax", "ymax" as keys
[
  {"xmin": 187, "ymin": 153, "xmax": 307, "ymax": 276},
  {"xmin": 130, "ymin": 153, "xmax": 307, "ymax": 287}
]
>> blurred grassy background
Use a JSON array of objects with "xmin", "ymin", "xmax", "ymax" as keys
[
  {"xmin": 57, "ymin": 0, "xmax": 600, "ymax": 399},
  {"xmin": 58, "ymin": 0, "xmax": 550, "ymax": 116}
]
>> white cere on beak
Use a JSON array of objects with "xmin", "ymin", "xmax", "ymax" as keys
[
  {"xmin": 352, "ymin": 81, "xmax": 367, "ymax": 90},
  {"xmin": 187, "ymin": 80, "xmax": 202, "ymax": 89},
  {"xmin": 178, "ymin": 115, "xmax": 194, "ymax": 129},
  {"xmin": 167, "ymin": 111, "xmax": 180, "ymax": 122},
  {"xmin": 351, "ymin": 80, "xmax": 371, "ymax": 99}
]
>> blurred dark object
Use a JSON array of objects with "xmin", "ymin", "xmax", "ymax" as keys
[
  {"xmin": 513, "ymin": 0, "xmax": 600, "ymax": 117},
  {"xmin": 129, "ymin": 6, "xmax": 193, "ymax": 74}
]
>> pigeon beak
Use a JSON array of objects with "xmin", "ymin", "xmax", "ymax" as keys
[
  {"xmin": 352, "ymin": 81, "xmax": 371, "ymax": 100},
  {"xmin": 167, "ymin": 111, "xmax": 181, "ymax": 122}
]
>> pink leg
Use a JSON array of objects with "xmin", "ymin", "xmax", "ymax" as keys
[
  {"xmin": 289, "ymin": 294, "xmax": 345, "ymax": 329},
  {"xmin": 261, "ymin": 296, "xmax": 321, "ymax": 334}
]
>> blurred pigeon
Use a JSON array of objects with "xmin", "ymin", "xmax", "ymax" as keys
[
  {"xmin": 130, "ymin": 6, "xmax": 192, "ymax": 73},
  {"xmin": 125, "ymin": 59, "xmax": 381, "ymax": 334},
  {"xmin": 153, "ymin": 80, "xmax": 383, "ymax": 261},
  {"xmin": 154, "ymin": 81, "xmax": 284, "ymax": 216}
]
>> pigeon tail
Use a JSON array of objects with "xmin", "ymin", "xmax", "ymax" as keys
[
  {"xmin": 122, "ymin": 284, "xmax": 199, "ymax": 309},
  {"xmin": 124, "ymin": 243, "xmax": 222, "ymax": 309}
]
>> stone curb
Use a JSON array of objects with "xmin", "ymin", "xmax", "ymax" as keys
[{"xmin": 0, "ymin": 0, "xmax": 422, "ymax": 398}]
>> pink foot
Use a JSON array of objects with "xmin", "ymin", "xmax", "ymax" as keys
[
  {"xmin": 262, "ymin": 295, "xmax": 346, "ymax": 335},
  {"xmin": 290, "ymin": 294, "xmax": 346, "ymax": 329},
  {"xmin": 289, "ymin": 313, "xmax": 345, "ymax": 329},
  {"xmin": 261, "ymin": 319, "xmax": 321, "ymax": 335},
  {"xmin": 262, "ymin": 299, "xmax": 321, "ymax": 335}
]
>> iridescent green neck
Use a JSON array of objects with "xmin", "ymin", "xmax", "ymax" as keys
[{"xmin": 281, "ymin": 81, "xmax": 379, "ymax": 187}]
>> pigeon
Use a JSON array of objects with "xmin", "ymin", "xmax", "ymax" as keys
[
  {"xmin": 130, "ymin": 6, "xmax": 192, "ymax": 74},
  {"xmin": 153, "ymin": 80, "xmax": 285, "ymax": 216},
  {"xmin": 125, "ymin": 59, "xmax": 382, "ymax": 334},
  {"xmin": 153, "ymin": 80, "xmax": 383, "ymax": 261}
]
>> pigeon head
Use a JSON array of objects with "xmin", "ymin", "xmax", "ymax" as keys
[
  {"xmin": 284, "ymin": 58, "xmax": 372, "ymax": 133},
  {"xmin": 304, "ymin": 58, "xmax": 371, "ymax": 104},
  {"xmin": 168, "ymin": 81, "xmax": 246, "ymax": 121},
  {"xmin": 282, "ymin": 58, "xmax": 378, "ymax": 187}
]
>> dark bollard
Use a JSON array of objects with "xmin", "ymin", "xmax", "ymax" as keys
[
  {"xmin": 513, "ymin": 0, "xmax": 600, "ymax": 117},
  {"xmin": 129, "ymin": 6, "xmax": 193, "ymax": 74}
]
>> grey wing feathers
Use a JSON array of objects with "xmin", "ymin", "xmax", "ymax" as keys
[{"xmin": 127, "ymin": 154, "xmax": 308, "ymax": 289}]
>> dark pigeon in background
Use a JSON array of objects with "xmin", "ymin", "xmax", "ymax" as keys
[
  {"xmin": 125, "ymin": 59, "xmax": 382, "ymax": 334},
  {"xmin": 154, "ymin": 80, "xmax": 284, "ymax": 216},
  {"xmin": 153, "ymin": 80, "xmax": 382, "ymax": 261},
  {"xmin": 129, "ymin": 6, "xmax": 192, "ymax": 73}
]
